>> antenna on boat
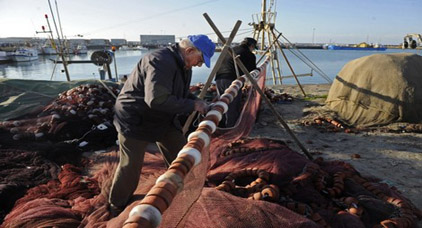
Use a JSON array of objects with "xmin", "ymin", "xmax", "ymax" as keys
[
  {"xmin": 55, "ymin": 0, "xmax": 65, "ymax": 43},
  {"xmin": 36, "ymin": 23, "xmax": 60, "ymax": 80},
  {"xmin": 47, "ymin": 0, "xmax": 71, "ymax": 81},
  {"xmin": 54, "ymin": 0, "xmax": 71, "ymax": 57}
]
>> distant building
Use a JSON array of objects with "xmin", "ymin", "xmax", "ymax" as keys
[
  {"xmin": 139, "ymin": 35, "xmax": 175, "ymax": 47},
  {"xmin": 87, "ymin": 39, "xmax": 110, "ymax": 49},
  {"xmin": 110, "ymin": 39, "xmax": 127, "ymax": 47},
  {"xmin": 67, "ymin": 38, "xmax": 88, "ymax": 48},
  {"xmin": 127, "ymin": 41, "xmax": 140, "ymax": 47},
  {"xmin": 0, "ymin": 37, "xmax": 42, "ymax": 47}
]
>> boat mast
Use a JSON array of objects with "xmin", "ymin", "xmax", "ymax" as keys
[
  {"xmin": 252, "ymin": 0, "xmax": 283, "ymax": 86},
  {"xmin": 250, "ymin": 0, "xmax": 307, "ymax": 96},
  {"xmin": 36, "ymin": 23, "xmax": 59, "ymax": 80},
  {"xmin": 260, "ymin": 0, "xmax": 267, "ymax": 51},
  {"xmin": 47, "ymin": 0, "xmax": 70, "ymax": 81}
]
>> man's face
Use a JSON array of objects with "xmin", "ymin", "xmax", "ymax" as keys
[
  {"xmin": 184, "ymin": 47, "xmax": 204, "ymax": 69},
  {"xmin": 249, "ymin": 44, "xmax": 256, "ymax": 52}
]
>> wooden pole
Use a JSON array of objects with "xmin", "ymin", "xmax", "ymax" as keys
[
  {"xmin": 254, "ymin": 29, "xmax": 261, "ymax": 50},
  {"xmin": 270, "ymin": 29, "xmax": 307, "ymax": 97},
  {"xmin": 206, "ymin": 15, "xmax": 314, "ymax": 161},
  {"xmin": 274, "ymin": 50, "xmax": 283, "ymax": 85},
  {"xmin": 260, "ymin": 0, "xmax": 267, "ymax": 51},
  {"xmin": 47, "ymin": 0, "xmax": 70, "ymax": 81},
  {"xmin": 49, "ymin": 55, "xmax": 60, "ymax": 80},
  {"xmin": 256, "ymin": 33, "xmax": 282, "ymax": 65},
  {"xmin": 106, "ymin": 63, "xmax": 112, "ymax": 80},
  {"xmin": 232, "ymin": 50, "xmax": 240, "ymax": 78},
  {"xmin": 255, "ymin": 34, "xmax": 282, "ymax": 85},
  {"xmin": 113, "ymin": 53, "xmax": 119, "ymax": 82},
  {"xmin": 182, "ymin": 17, "xmax": 242, "ymax": 135},
  {"xmin": 267, "ymin": 31, "xmax": 277, "ymax": 84},
  {"xmin": 269, "ymin": 51, "xmax": 277, "ymax": 84},
  {"xmin": 235, "ymin": 57, "xmax": 313, "ymax": 160},
  {"xmin": 268, "ymin": 31, "xmax": 283, "ymax": 84}
]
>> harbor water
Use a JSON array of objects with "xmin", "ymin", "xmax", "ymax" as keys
[{"xmin": 1, "ymin": 48, "xmax": 420, "ymax": 85}]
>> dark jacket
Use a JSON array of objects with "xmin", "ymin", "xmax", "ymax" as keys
[
  {"xmin": 113, "ymin": 44, "xmax": 196, "ymax": 141},
  {"xmin": 215, "ymin": 44, "xmax": 257, "ymax": 81}
]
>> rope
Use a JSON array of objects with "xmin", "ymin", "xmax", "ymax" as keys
[
  {"xmin": 97, "ymin": 80, "xmax": 117, "ymax": 99},
  {"xmin": 274, "ymin": 28, "xmax": 332, "ymax": 84},
  {"xmin": 2, "ymin": 84, "xmax": 57, "ymax": 99}
]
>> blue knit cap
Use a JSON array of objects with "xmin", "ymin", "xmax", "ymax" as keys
[{"xmin": 188, "ymin": 34, "xmax": 216, "ymax": 68}]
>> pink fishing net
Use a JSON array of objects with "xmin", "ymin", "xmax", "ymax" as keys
[{"xmin": 1, "ymin": 69, "xmax": 421, "ymax": 228}]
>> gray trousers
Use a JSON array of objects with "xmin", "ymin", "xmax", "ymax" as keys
[{"xmin": 108, "ymin": 127, "xmax": 186, "ymax": 208}]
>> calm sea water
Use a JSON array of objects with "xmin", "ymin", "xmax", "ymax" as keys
[{"xmin": 1, "ymin": 48, "xmax": 421, "ymax": 85}]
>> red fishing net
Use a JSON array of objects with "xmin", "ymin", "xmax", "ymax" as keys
[
  {"xmin": 1, "ymin": 68, "xmax": 421, "ymax": 228},
  {"xmin": 0, "ymin": 83, "xmax": 119, "ymax": 225}
]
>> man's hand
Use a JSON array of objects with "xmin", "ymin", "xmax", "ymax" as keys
[{"xmin": 194, "ymin": 100, "xmax": 208, "ymax": 114}]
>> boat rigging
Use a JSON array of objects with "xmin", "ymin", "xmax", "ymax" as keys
[{"xmin": 249, "ymin": 0, "xmax": 331, "ymax": 96}]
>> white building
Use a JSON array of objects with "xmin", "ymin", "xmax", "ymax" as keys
[
  {"xmin": 110, "ymin": 39, "xmax": 127, "ymax": 46},
  {"xmin": 139, "ymin": 35, "xmax": 175, "ymax": 47},
  {"xmin": 87, "ymin": 39, "xmax": 110, "ymax": 49}
]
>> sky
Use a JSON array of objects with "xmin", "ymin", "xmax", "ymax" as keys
[{"xmin": 0, "ymin": 0, "xmax": 421, "ymax": 45}]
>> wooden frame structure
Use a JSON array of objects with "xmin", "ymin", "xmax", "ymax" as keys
[{"xmin": 251, "ymin": 0, "xmax": 307, "ymax": 96}]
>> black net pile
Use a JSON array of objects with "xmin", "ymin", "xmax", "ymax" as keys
[{"xmin": 0, "ymin": 83, "xmax": 119, "ymax": 149}]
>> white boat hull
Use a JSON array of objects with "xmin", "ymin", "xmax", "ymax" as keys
[
  {"xmin": 11, "ymin": 48, "xmax": 39, "ymax": 62},
  {"xmin": 11, "ymin": 55, "xmax": 39, "ymax": 62},
  {"xmin": 42, "ymin": 47, "xmax": 57, "ymax": 55},
  {"xmin": 74, "ymin": 50, "xmax": 88, "ymax": 55},
  {"xmin": 0, "ymin": 51, "xmax": 12, "ymax": 63},
  {"xmin": 73, "ymin": 45, "xmax": 88, "ymax": 55}
]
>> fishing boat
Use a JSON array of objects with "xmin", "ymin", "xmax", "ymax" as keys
[
  {"xmin": 136, "ymin": 46, "xmax": 149, "ymax": 51},
  {"xmin": 0, "ymin": 51, "xmax": 12, "ymax": 63},
  {"xmin": 41, "ymin": 43, "xmax": 57, "ymax": 55},
  {"xmin": 327, "ymin": 42, "xmax": 386, "ymax": 51},
  {"xmin": 10, "ymin": 48, "xmax": 39, "ymax": 62},
  {"xmin": 73, "ymin": 44, "xmax": 88, "ymax": 55},
  {"xmin": 119, "ymin": 45, "xmax": 148, "ymax": 51}
]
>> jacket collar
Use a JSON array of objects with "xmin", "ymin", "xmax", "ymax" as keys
[{"xmin": 167, "ymin": 43, "xmax": 186, "ymax": 70}]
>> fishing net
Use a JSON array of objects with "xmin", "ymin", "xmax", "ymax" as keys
[
  {"xmin": 0, "ymin": 81, "xmax": 119, "ymax": 224},
  {"xmin": 0, "ymin": 81, "xmax": 119, "ymax": 149},
  {"xmin": 1, "ymin": 66, "xmax": 421, "ymax": 228},
  {"xmin": 326, "ymin": 53, "xmax": 422, "ymax": 127}
]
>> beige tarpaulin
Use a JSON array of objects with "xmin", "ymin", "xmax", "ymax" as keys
[
  {"xmin": 326, "ymin": 53, "xmax": 422, "ymax": 127},
  {"xmin": 0, "ymin": 79, "xmax": 117, "ymax": 121}
]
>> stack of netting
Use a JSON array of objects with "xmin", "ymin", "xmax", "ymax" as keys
[
  {"xmin": 0, "ymin": 82, "xmax": 119, "ymax": 225},
  {"xmin": 206, "ymin": 137, "xmax": 421, "ymax": 227},
  {"xmin": 0, "ymin": 83, "xmax": 118, "ymax": 143},
  {"xmin": 1, "ymin": 60, "xmax": 421, "ymax": 227}
]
